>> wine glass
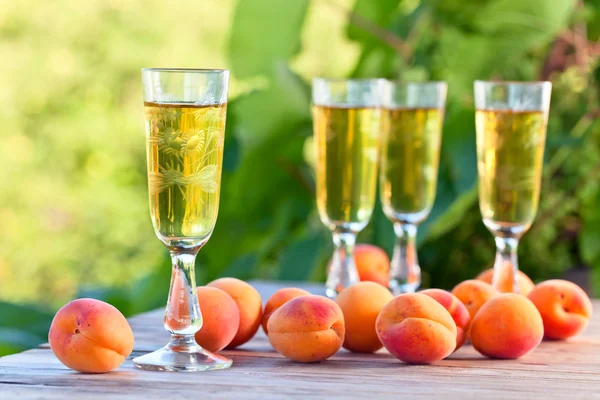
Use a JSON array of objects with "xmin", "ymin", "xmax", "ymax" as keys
[
  {"xmin": 380, "ymin": 81, "xmax": 447, "ymax": 294},
  {"xmin": 312, "ymin": 78, "xmax": 383, "ymax": 299},
  {"xmin": 133, "ymin": 68, "xmax": 232, "ymax": 372},
  {"xmin": 474, "ymin": 80, "xmax": 551, "ymax": 293}
]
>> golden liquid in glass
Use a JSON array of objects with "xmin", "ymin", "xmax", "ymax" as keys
[
  {"xmin": 313, "ymin": 105, "xmax": 381, "ymax": 231},
  {"xmin": 476, "ymin": 109, "xmax": 546, "ymax": 232},
  {"xmin": 144, "ymin": 102, "xmax": 226, "ymax": 245},
  {"xmin": 380, "ymin": 107, "xmax": 444, "ymax": 223}
]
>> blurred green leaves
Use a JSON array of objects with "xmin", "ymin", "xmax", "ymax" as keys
[
  {"xmin": 347, "ymin": 0, "xmax": 402, "ymax": 42},
  {"xmin": 230, "ymin": 64, "xmax": 311, "ymax": 150},
  {"xmin": 279, "ymin": 232, "xmax": 326, "ymax": 281},
  {"xmin": 0, "ymin": 302, "xmax": 54, "ymax": 356},
  {"xmin": 230, "ymin": 0, "xmax": 310, "ymax": 78},
  {"xmin": 475, "ymin": 0, "xmax": 575, "ymax": 43},
  {"xmin": 201, "ymin": 63, "xmax": 315, "ymax": 282},
  {"xmin": 579, "ymin": 129, "xmax": 600, "ymax": 268}
]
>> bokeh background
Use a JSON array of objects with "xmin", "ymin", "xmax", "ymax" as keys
[{"xmin": 0, "ymin": 0, "xmax": 598, "ymax": 355}]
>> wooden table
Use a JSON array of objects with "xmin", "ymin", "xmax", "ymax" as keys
[{"xmin": 1, "ymin": 281, "xmax": 599, "ymax": 399}]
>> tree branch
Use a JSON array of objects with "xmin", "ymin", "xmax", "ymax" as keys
[{"xmin": 320, "ymin": 0, "xmax": 412, "ymax": 62}]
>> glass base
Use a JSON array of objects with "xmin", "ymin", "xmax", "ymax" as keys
[
  {"xmin": 133, "ymin": 335, "xmax": 232, "ymax": 372},
  {"xmin": 325, "ymin": 230, "xmax": 360, "ymax": 299},
  {"xmin": 388, "ymin": 223, "xmax": 421, "ymax": 295},
  {"xmin": 325, "ymin": 286, "xmax": 346, "ymax": 299},
  {"xmin": 389, "ymin": 279, "xmax": 419, "ymax": 295}
]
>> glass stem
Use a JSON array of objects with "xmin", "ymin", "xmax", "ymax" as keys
[
  {"xmin": 389, "ymin": 223, "xmax": 421, "ymax": 295},
  {"xmin": 493, "ymin": 236, "xmax": 520, "ymax": 293},
  {"xmin": 325, "ymin": 230, "xmax": 359, "ymax": 299},
  {"xmin": 164, "ymin": 250, "xmax": 202, "ymax": 338}
]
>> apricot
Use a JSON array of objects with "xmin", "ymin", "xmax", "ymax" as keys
[
  {"xmin": 335, "ymin": 281, "xmax": 394, "ymax": 353},
  {"xmin": 476, "ymin": 264, "xmax": 535, "ymax": 295},
  {"xmin": 470, "ymin": 293, "xmax": 543, "ymax": 359},
  {"xmin": 267, "ymin": 295, "xmax": 345, "ymax": 362},
  {"xmin": 194, "ymin": 286, "xmax": 240, "ymax": 352},
  {"xmin": 354, "ymin": 244, "xmax": 390, "ymax": 287},
  {"xmin": 420, "ymin": 288, "xmax": 470, "ymax": 350},
  {"xmin": 376, "ymin": 293, "xmax": 456, "ymax": 364},
  {"xmin": 451, "ymin": 280, "xmax": 499, "ymax": 322},
  {"xmin": 528, "ymin": 279, "xmax": 593, "ymax": 340},
  {"xmin": 262, "ymin": 288, "xmax": 311, "ymax": 335},
  {"xmin": 207, "ymin": 278, "xmax": 262, "ymax": 348},
  {"xmin": 48, "ymin": 298, "xmax": 134, "ymax": 373}
]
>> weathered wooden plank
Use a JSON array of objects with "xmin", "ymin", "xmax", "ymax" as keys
[
  {"xmin": 2, "ymin": 281, "xmax": 599, "ymax": 399},
  {"xmin": 1, "ymin": 348, "xmax": 600, "ymax": 399}
]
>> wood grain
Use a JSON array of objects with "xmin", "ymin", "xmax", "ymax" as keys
[{"xmin": 2, "ymin": 280, "xmax": 599, "ymax": 399}]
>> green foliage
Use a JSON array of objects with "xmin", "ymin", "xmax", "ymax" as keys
[
  {"xmin": 347, "ymin": 0, "xmax": 402, "ymax": 42},
  {"xmin": 229, "ymin": 0, "xmax": 310, "ymax": 78},
  {"xmin": 0, "ymin": 302, "xmax": 54, "ymax": 355},
  {"xmin": 0, "ymin": 0, "xmax": 599, "ymax": 356}
]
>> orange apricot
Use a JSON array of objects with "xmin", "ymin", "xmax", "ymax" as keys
[
  {"xmin": 262, "ymin": 287, "xmax": 311, "ymax": 335},
  {"xmin": 354, "ymin": 244, "xmax": 390, "ymax": 287},
  {"xmin": 194, "ymin": 286, "xmax": 240, "ymax": 352},
  {"xmin": 376, "ymin": 293, "xmax": 457, "ymax": 364},
  {"xmin": 528, "ymin": 279, "xmax": 593, "ymax": 340},
  {"xmin": 470, "ymin": 293, "xmax": 543, "ymax": 359},
  {"xmin": 420, "ymin": 288, "xmax": 470, "ymax": 350},
  {"xmin": 207, "ymin": 278, "xmax": 262, "ymax": 348},
  {"xmin": 48, "ymin": 298, "xmax": 134, "ymax": 373},
  {"xmin": 335, "ymin": 281, "xmax": 394, "ymax": 353},
  {"xmin": 267, "ymin": 295, "xmax": 344, "ymax": 362},
  {"xmin": 451, "ymin": 280, "xmax": 499, "ymax": 322}
]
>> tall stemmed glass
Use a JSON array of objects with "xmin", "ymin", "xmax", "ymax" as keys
[
  {"xmin": 312, "ymin": 78, "xmax": 382, "ymax": 299},
  {"xmin": 380, "ymin": 81, "xmax": 447, "ymax": 294},
  {"xmin": 134, "ymin": 68, "xmax": 232, "ymax": 372},
  {"xmin": 475, "ymin": 81, "xmax": 551, "ymax": 293}
]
